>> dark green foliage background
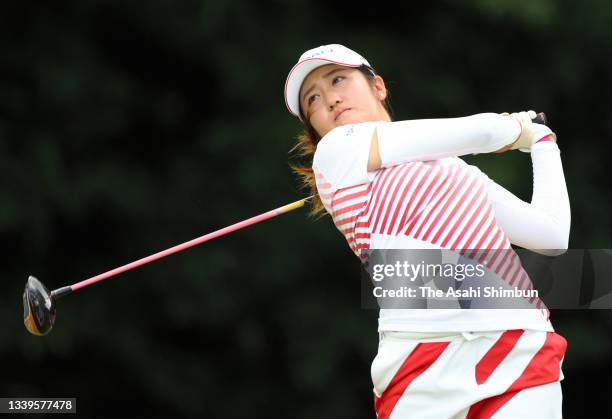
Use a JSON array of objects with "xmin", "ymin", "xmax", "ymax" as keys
[{"xmin": 2, "ymin": 1, "xmax": 611, "ymax": 417}]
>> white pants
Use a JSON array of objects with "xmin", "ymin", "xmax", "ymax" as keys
[{"xmin": 371, "ymin": 330, "xmax": 566, "ymax": 418}]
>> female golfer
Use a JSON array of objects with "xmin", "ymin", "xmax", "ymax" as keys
[{"xmin": 285, "ymin": 44, "xmax": 570, "ymax": 418}]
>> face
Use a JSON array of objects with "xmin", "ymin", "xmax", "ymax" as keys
[{"xmin": 299, "ymin": 64, "xmax": 390, "ymax": 138}]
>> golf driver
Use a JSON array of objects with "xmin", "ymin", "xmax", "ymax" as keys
[
  {"xmin": 23, "ymin": 112, "xmax": 549, "ymax": 336},
  {"xmin": 533, "ymin": 112, "xmax": 546, "ymax": 125},
  {"xmin": 23, "ymin": 196, "xmax": 313, "ymax": 336}
]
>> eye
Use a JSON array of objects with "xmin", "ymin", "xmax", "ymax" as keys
[
  {"xmin": 307, "ymin": 94, "xmax": 319, "ymax": 106},
  {"xmin": 332, "ymin": 75, "xmax": 345, "ymax": 84}
]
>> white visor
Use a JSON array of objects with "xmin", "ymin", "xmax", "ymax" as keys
[{"xmin": 284, "ymin": 44, "xmax": 371, "ymax": 120}]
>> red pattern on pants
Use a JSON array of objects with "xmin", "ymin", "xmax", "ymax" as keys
[{"xmin": 372, "ymin": 330, "xmax": 567, "ymax": 419}]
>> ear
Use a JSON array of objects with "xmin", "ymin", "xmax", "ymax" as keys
[{"xmin": 372, "ymin": 75, "xmax": 387, "ymax": 100}]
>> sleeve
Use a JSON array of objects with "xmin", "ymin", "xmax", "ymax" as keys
[
  {"xmin": 376, "ymin": 113, "xmax": 521, "ymax": 167},
  {"xmin": 313, "ymin": 113, "xmax": 520, "ymax": 194},
  {"xmin": 482, "ymin": 141, "xmax": 571, "ymax": 255},
  {"xmin": 312, "ymin": 122, "xmax": 379, "ymax": 192},
  {"xmin": 312, "ymin": 113, "xmax": 521, "ymax": 192}
]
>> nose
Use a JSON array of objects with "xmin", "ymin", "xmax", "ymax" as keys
[{"xmin": 325, "ymin": 92, "xmax": 342, "ymax": 111}]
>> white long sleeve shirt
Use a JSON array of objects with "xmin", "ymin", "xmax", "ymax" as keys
[{"xmin": 312, "ymin": 115, "xmax": 570, "ymax": 332}]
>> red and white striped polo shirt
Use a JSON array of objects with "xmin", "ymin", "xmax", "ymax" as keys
[{"xmin": 313, "ymin": 122, "xmax": 553, "ymax": 332}]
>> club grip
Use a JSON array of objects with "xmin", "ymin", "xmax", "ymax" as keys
[{"xmin": 532, "ymin": 112, "xmax": 547, "ymax": 125}]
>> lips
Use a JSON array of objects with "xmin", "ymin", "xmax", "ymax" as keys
[{"xmin": 334, "ymin": 108, "xmax": 350, "ymax": 121}]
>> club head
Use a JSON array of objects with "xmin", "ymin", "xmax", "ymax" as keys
[{"xmin": 23, "ymin": 276, "xmax": 56, "ymax": 336}]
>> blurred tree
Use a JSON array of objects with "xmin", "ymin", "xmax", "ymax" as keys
[{"xmin": 1, "ymin": 0, "xmax": 611, "ymax": 417}]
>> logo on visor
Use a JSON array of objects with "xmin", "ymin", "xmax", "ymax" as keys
[{"xmin": 308, "ymin": 48, "xmax": 335, "ymax": 58}]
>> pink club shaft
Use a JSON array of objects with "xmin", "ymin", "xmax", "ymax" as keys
[{"xmin": 68, "ymin": 197, "xmax": 311, "ymax": 292}]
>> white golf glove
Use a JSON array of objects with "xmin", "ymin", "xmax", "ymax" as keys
[{"xmin": 506, "ymin": 111, "xmax": 556, "ymax": 152}]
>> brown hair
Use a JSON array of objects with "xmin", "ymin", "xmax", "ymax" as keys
[{"xmin": 289, "ymin": 65, "xmax": 393, "ymax": 218}]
